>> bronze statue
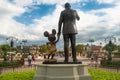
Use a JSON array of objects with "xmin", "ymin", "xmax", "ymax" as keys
[
  {"xmin": 44, "ymin": 29, "xmax": 57, "ymax": 62},
  {"xmin": 57, "ymin": 3, "xmax": 80, "ymax": 62}
]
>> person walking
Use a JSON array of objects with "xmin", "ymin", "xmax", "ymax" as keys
[
  {"xmin": 27, "ymin": 53, "xmax": 32, "ymax": 66},
  {"xmin": 20, "ymin": 55, "xmax": 25, "ymax": 66}
]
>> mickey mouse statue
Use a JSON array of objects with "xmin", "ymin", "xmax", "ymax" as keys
[{"xmin": 43, "ymin": 29, "xmax": 58, "ymax": 63}]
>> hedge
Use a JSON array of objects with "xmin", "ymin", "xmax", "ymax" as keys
[
  {"xmin": 0, "ymin": 61, "xmax": 22, "ymax": 67},
  {"xmin": 101, "ymin": 60, "xmax": 120, "ymax": 67}
]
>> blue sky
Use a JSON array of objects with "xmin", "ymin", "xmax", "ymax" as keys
[
  {"xmin": 13, "ymin": 0, "xmax": 115, "ymax": 26},
  {"xmin": 14, "ymin": 4, "xmax": 56, "ymax": 25},
  {"xmin": 0, "ymin": 0, "xmax": 120, "ymax": 49}
]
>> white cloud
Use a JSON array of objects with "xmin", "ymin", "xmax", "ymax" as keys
[
  {"xmin": 32, "ymin": 0, "xmax": 82, "ymax": 5},
  {"xmin": 0, "ymin": 0, "xmax": 25, "ymax": 35},
  {"xmin": 77, "ymin": 11, "xmax": 100, "ymax": 30},
  {"xmin": 89, "ymin": 4, "xmax": 120, "ymax": 29},
  {"xmin": 0, "ymin": 1, "xmax": 64, "ymax": 42},
  {"xmin": 12, "ymin": 0, "xmax": 83, "ymax": 7},
  {"xmin": 0, "ymin": 0, "xmax": 25, "ymax": 17},
  {"xmin": 0, "ymin": 0, "xmax": 39, "ymax": 42},
  {"xmin": 75, "ymin": 2, "xmax": 120, "ymax": 43},
  {"xmin": 97, "ymin": 0, "xmax": 115, "ymax": 4},
  {"xmin": 26, "ymin": 4, "xmax": 64, "ymax": 41},
  {"xmin": 13, "ymin": 0, "xmax": 33, "ymax": 7},
  {"xmin": 0, "ymin": 0, "xmax": 120, "ymax": 45}
]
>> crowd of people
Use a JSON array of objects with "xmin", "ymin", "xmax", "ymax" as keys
[
  {"xmin": 17, "ymin": 51, "xmax": 99, "ymax": 66},
  {"xmin": 19, "ymin": 53, "xmax": 36, "ymax": 66}
]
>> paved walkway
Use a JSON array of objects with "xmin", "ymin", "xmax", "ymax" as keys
[{"xmin": 30, "ymin": 56, "xmax": 99, "ymax": 65}]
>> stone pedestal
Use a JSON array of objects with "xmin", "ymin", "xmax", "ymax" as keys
[{"xmin": 33, "ymin": 64, "xmax": 91, "ymax": 80}]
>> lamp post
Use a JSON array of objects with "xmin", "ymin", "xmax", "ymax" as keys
[
  {"xmin": 105, "ymin": 36, "xmax": 116, "ymax": 43},
  {"xmin": 6, "ymin": 36, "xmax": 18, "ymax": 61},
  {"xmin": 22, "ymin": 39, "xmax": 27, "ymax": 46},
  {"xmin": 6, "ymin": 36, "xmax": 18, "ymax": 48},
  {"xmin": 88, "ymin": 39, "xmax": 94, "ymax": 53},
  {"xmin": 88, "ymin": 39, "xmax": 94, "ymax": 46},
  {"xmin": 21, "ymin": 39, "xmax": 27, "ymax": 54},
  {"xmin": 87, "ymin": 39, "xmax": 94, "ymax": 58}
]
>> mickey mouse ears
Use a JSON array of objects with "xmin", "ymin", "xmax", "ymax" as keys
[
  {"xmin": 44, "ymin": 29, "xmax": 56, "ymax": 37},
  {"xmin": 44, "ymin": 31, "xmax": 49, "ymax": 37}
]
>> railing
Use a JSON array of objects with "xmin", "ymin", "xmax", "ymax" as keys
[
  {"xmin": 89, "ymin": 64, "xmax": 120, "ymax": 72},
  {"xmin": 0, "ymin": 65, "xmax": 37, "ymax": 74}
]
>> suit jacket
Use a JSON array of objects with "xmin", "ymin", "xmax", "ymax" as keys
[{"xmin": 58, "ymin": 8, "xmax": 80, "ymax": 34}]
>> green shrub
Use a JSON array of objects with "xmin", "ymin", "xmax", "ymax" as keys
[
  {"xmin": 89, "ymin": 68, "xmax": 120, "ymax": 80},
  {"xmin": 101, "ymin": 60, "xmax": 120, "ymax": 67},
  {"xmin": 0, "ymin": 61, "xmax": 22, "ymax": 67},
  {"xmin": 0, "ymin": 70, "xmax": 36, "ymax": 80},
  {"xmin": 113, "ymin": 54, "xmax": 120, "ymax": 58}
]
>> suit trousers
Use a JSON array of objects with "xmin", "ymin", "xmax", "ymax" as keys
[{"xmin": 63, "ymin": 34, "xmax": 77, "ymax": 62}]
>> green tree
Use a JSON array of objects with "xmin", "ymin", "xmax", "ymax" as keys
[
  {"xmin": 115, "ymin": 45, "xmax": 120, "ymax": 57},
  {"xmin": 16, "ymin": 45, "xmax": 22, "ymax": 53},
  {"xmin": 104, "ymin": 41, "xmax": 117, "ymax": 61},
  {"xmin": 118, "ymin": 45, "xmax": 120, "ymax": 53},
  {"xmin": 0, "ymin": 44, "xmax": 11, "ymax": 61},
  {"xmin": 76, "ymin": 44, "xmax": 85, "ymax": 56},
  {"xmin": 40, "ymin": 44, "xmax": 48, "ymax": 53},
  {"xmin": 0, "ymin": 46, "xmax": 2, "ymax": 58},
  {"xmin": 0, "ymin": 46, "xmax": 2, "ymax": 52}
]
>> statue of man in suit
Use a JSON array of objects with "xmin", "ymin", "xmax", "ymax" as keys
[{"xmin": 57, "ymin": 3, "xmax": 80, "ymax": 62}]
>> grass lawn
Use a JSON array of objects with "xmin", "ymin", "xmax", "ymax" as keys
[
  {"xmin": 0, "ymin": 70, "xmax": 36, "ymax": 80},
  {"xmin": 89, "ymin": 68, "xmax": 120, "ymax": 80},
  {"xmin": 0, "ymin": 69, "xmax": 120, "ymax": 80}
]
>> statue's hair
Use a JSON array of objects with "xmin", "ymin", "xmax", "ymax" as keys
[{"xmin": 65, "ymin": 3, "xmax": 71, "ymax": 8}]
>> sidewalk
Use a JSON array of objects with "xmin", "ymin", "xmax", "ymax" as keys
[{"xmin": 31, "ymin": 56, "xmax": 97, "ymax": 65}]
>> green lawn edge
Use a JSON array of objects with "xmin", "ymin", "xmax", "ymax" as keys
[
  {"xmin": 0, "ymin": 69, "xmax": 120, "ymax": 80},
  {"xmin": 89, "ymin": 68, "xmax": 120, "ymax": 80},
  {"xmin": 0, "ymin": 70, "xmax": 36, "ymax": 80}
]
